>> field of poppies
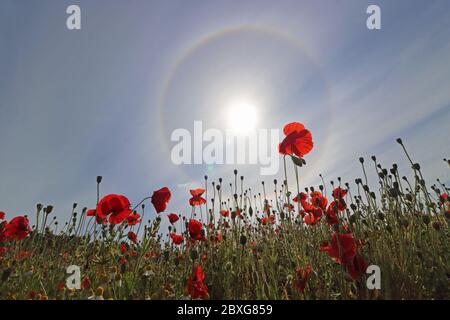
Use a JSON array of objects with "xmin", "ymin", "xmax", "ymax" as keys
[{"xmin": 0, "ymin": 122, "xmax": 449, "ymax": 300}]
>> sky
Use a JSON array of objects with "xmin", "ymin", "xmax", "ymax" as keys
[{"xmin": 0, "ymin": 0, "xmax": 449, "ymax": 236}]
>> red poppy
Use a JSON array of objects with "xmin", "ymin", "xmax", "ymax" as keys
[
  {"xmin": 151, "ymin": 187, "xmax": 171, "ymax": 213},
  {"xmin": 126, "ymin": 212, "xmax": 141, "ymax": 226},
  {"xmin": 170, "ymin": 233, "xmax": 184, "ymax": 245},
  {"xmin": 187, "ymin": 265, "xmax": 208, "ymax": 299},
  {"xmin": 293, "ymin": 192, "xmax": 308, "ymax": 203},
  {"xmin": 284, "ymin": 203, "xmax": 294, "ymax": 212},
  {"xmin": 346, "ymin": 253, "xmax": 368, "ymax": 280},
  {"xmin": 304, "ymin": 213, "xmax": 321, "ymax": 225},
  {"xmin": 4, "ymin": 216, "xmax": 31, "ymax": 241},
  {"xmin": 57, "ymin": 282, "xmax": 65, "ymax": 291},
  {"xmin": 86, "ymin": 209, "xmax": 96, "ymax": 217},
  {"xmin": 0, "ymin": 212, "xmax": 5, "ymax": 220},
  {"xmin": 294, "ymin": 265, "xmax": 311, "ymax": 293},
  {"xmin": 262, "ymin": 215, "xmax": 276, "ymax": 225},
  {"xmin": 96, "ymin": 194, "xmax": 132, "ymax": 225},
  {"xmin": 220, "ymin": 210, "xmax": 229, "ymax": 218},
  {"xmin": 81, "ymin": 276, "xmax": 91, "ymax": 290},
  {"xmin": 189, "ymin": 188, "xmax": 206, "ymax": 206},
  {"xmin": 167, "ymin": 213, "xmax": 179, "ymax": 224},
  {"xmin": 325, "ymin": 204, "xmax": 339, "ymax": 225},
  {"xmin": 332, "ymin": 187, "xmax": 347, "ymax": 199},
  {"xmin": 17, "ymin": 250, "xmax": 30, "ymax": 260},
  {"xmin": 120, "ymin": 243, "xmax": 127, "ymax": 254},
  {"xmin": 320, "ymin": 233, "xmax": 357, "ymax": 265},
  {"xmin": 279, "ymin": 122, "xmax": 314, "ymax": 157},
  {"xmin": 188, "ymin": 219, "xmax": 205, "ymax": 241},
  {"xmin": 311, "ymin": 191, "xmax": 328, "ymax": 210},
  {"xmin": 128, "ymin": 231, "xmax": 138, "ymax": 244},
  {"xmin": 212, "ymin": 231, "xmax": 223, "ymax": 243}
]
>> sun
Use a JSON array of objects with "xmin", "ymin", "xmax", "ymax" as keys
[{"xmin": 226, "ymin": 98, "xmax": 258, "ymax": 134}]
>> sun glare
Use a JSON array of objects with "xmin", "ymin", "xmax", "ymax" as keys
[{"xmin": 226, "ymin": 99, "xmax": 258, "ymax": 134}]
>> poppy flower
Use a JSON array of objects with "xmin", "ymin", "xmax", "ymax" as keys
[
  {"xmin": 293, "ymin": 192, "xmax": 308, "ymax": 203},
  {"xmin": 188, "ymin": 219, "xmax": 205, "ymax": 241},
  {"xmin": 220, "ymin": 210, "xmax": 229, "ymax": 218},
  {"xmin": 304, "ymin": 213, "xmax": 321, "ymax": 225},
  {"xmin": 311, "ymin": 191, "xmax": 328, "ymax": 210},
  {"xmin": 325, "ymin": 204, "xmax": 339, "ymax": 226},
  {"xmin": 167, "ymin": 213, "xmax": 179, "ymax": 224},
  {"xmin": 86, "ymin": 209, "xmax": 96, "ymax": 217},
  {"xmin": 4, "ymin": 216, "xmax": 31, "ymax": 241},
  {"xmin": 57, "ymin": 282, "xmax": 65, "ymax": 291},
  {"xmin": 0, "ymin": 211, "xmax": 5, "ymax": 220},
  {"xmin": 346, "ymin": 253, "xmax": 368, "ymax": 280},
  {"xmin": 120, "ymin": 243, "xmax": 127, "ymax": 254},
  {"xmin": 294, "ymin": 265, "xmax": 311, "ymax": 293},
  {"xmin": 170, "ymin": 233, "xmax": 184, "ymax": 245},
  {"xmin": 187, "ymin": 265, "xmax": 208, "ymax": 299},
  {"xmin": 81, "ymin": 276, "xmax": 91, "ymax": 290},
  {"xmin": 332, "ymin": 187, "xmax": 347, "ymax": 199},
  {"xmin": 262, "ymin": 215, "xmax": 276, "ymax": 225},
  {"xmin": 320, "ymin": 233, "xmax": 358, "ymax": 265},
  {"xmin": 189, "ymin": 188, "xmax": 207, "ymax": 206},
  {"xmin": 128, "ymin": 231, "xmax": 138, "ymax": 244},
  {"xmin": 126, "ymin": 213, "xmax": 141, "ymax": 226},
  {"xmin": 96, "ymin": 194, "xmax": 133, "ymax": 225},
  {"xmin": 279, "ymin": 122, "xmax": 314, "ymax": 157},
  {"xmin": 212, "ymin": 231, "xmax": 223, "ymax": 243},
  {"xmin": 151, "ymin": 187, "xmax": 171, "ymax": 213}
]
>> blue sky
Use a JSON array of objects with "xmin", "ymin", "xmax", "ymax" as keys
[{"xmin": 1, "ymin": 0, "xmax": 449, "ymax": 235}]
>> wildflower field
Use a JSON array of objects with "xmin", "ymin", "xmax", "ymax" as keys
[{"xmin": 0, "ymin": 122, "xmax": 449, "ymax": 300}]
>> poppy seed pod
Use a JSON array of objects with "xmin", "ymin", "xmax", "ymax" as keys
[
  {"xmin": 412, "ymin": 163, "xmax": 421, "ymax": 170},
  {"xmin": 359, "ymin": 157, "xmax": 364, "ymax": 164},
  {"xmin": 234, "ymin": 169, "xmax": 238, "ymax": 175},
  {"xmin": 46, "ymin": 206, "xmax": 54, "ymax": 214},
  {"xmin": 371, "ymin": 155, "xmax": 376, "ymax": 161},
  {"xmin": 96, "ymin": 176, "xmax": 103, "ymax": 184},
  {"xmin": 396, "ymin": 138, "xmax": 403, "ymax": 145},
  {"xmin": 240, "ymin": 234, "xmax": 247, "ymax": 246}
]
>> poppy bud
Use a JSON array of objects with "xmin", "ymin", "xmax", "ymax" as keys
[
  {"xmin": 412, "ymin": 163, "xmax": 421, "ymax": 170},
  {"xmin": 234, "ymin": 169, "xmax": 238, "ymax": 175},
  {"xmin": 190, "ymin": 249, "xmax": 199, "ymax": 261},
  {"xmin": 240, "ymin": 234, "xmax": 247, "ymax": 246},
  {"xmin": 432, "ymin": 221, "xmax": 442, "ymax": 231},
  {"xmin": 46, "ymin": 206, "xmax": 54, "ymax": 214},
  {"xmin": 204, "ymin": 175, "xmax": 208, "ymax": 180},
  {"xmin": 240, "ymin": 176, "xmax": 244, "ymax": 181},
  {"xmin": 350, "ymin": 203, "xmax": 357, "ymax": 211},
  {"xmin": 377, "ymin": 211, "xmax": 385, "ymax": 220},
  {"xmin": 396, "ymin": 138, "xmax": 403, "ymax": 145},
  {"xmin": 422, "ymin": 215, "xmax": 430, "ymax": 225},
  {"xmin": 371, "ymin": 155, "xmax": 376, "ymax": 161},
  {"xmin": 359, "ymin": 157, "xmax": 364, "ymax": 164}
]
